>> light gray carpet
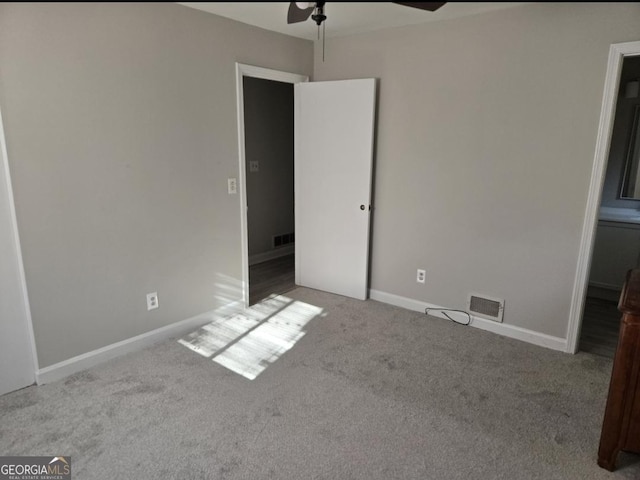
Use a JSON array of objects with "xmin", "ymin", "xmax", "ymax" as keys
[{"xmin": 1, "ymin": 287, "xmax": 638, "ymax": 479}]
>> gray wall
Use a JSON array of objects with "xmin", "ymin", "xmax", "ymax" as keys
[
  {"xmin": 601, "ymin": 56, "xmax": 640, "ymax": 207},
  {"xmin": 314, "ymin": 3, "xmax": 640, "ymax": 339},
  {"xmin": 0, "ymin": 3, "xmax": 312, "ymax": 367},
  {"xmin": 243, "ymin": 77, "xmax": 295, "ymax": 258}
]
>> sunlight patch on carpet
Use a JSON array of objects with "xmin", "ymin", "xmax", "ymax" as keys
[{"xmin": 178, "ymin": 294, "xmax": 324, "ymax": 380}]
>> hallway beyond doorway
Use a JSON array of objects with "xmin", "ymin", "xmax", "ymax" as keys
[
  {"xmin": 249, "ymin": 254, "xmax": 295, "ymax": 306},
  {"xmin": 579, "ymin": 296, "xmax": 620, "ymax": 359}
]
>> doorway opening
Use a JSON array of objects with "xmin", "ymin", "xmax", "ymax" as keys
[
  {"xmin": 579, "ymin": 55, "xmax": 640, "ymax": 358},
  {"xmin": 235, "ymin": 64, "xmax": 308, "ymax": 308},
  {"xmin": 243, "ymin": 77, "xmax": 295, "ymax": 306},
  {"xmin": 567, "ymin": 41, "xmax": 640, "ymax": 355}
]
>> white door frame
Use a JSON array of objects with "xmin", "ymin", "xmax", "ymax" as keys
[
  {"xmin": 0, "ymin": 104, "xmax": 39, "ymax": 391},
  {"xmin": 566, "ymin": 41, "xmax": 640, "ymax": 353},
  {"xmin": 235, "ymin": 63, "xmax": 308, "ymax": 307}
]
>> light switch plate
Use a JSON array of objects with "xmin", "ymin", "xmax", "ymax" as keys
[{"xmin": 228, "ymin": 178, "xmax": 237, "ymax": 194}]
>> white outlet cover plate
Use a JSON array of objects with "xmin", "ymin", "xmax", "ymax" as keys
[{"xmin": 146, "ymin": 292, "xmax": 159, "ymax": 310}]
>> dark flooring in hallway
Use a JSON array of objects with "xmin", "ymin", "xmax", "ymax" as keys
[
  {"xmin": 579, "ymin": 296, "xmax": 620, "ymax": 359},
  {"xmin": 249, "ymin": 254, "xmax": 295, "ymax": 306}
]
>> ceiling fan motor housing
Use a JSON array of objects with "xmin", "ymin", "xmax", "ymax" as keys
[
  {"xmin": 312, "ymin": 13, "xmax": 326, "ymax": 26},
  {"xmin": 287, "ymin": 1, "xmax": 445, "ymax": 28},
  {"xmin": 312, "ymin": 2, "xmax": 326, "ymax": 26}
]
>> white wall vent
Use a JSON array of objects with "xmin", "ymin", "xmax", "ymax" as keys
[{"xmin": 468, "ymin": 293, "xmax": 504, "ymax": 323}]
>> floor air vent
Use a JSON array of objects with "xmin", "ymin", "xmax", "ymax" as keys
[{"xmin": 468, "ymin": 294, "xmax": 504, "ymax": 323}]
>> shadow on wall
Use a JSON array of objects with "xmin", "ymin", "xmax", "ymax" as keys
[{"xmin": 214, "ymin": 273, "xmax": 245, "ymax": 308}]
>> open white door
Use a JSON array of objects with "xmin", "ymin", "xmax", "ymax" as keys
[{"xmin": 295, "ymin": 79, "xmax": 376, "ymax": 300}]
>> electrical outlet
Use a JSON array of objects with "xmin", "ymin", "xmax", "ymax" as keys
[
  {"xmin": 249, "ymin": 160, "xmax": 260, "ymax": 173},
  {"xmin": 146, "ymin": 292, "xmax": 159, "ymax": 311},
  {"xmin": 227, "ymin": 178, "xmax": 237, "ymax": 194},
  {"xmin": 417, "ymin": 269, "xmax": 426, "ymax": 284}
]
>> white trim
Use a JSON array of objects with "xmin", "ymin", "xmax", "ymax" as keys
[
  {"xmin": 566, "ymin": 41, "xmax": 640, "ymax": 354},
  {"xmin": 0, "ymin": 105, "xmax": 39, "ymax": 380},
  {"xmin": 249, "ymin": 244, "xmax": 295, "ymax": 266},
  {"xmin": 294, "ymin": 85, "xmax": 301, "ymax": 287},
  {"xmin": 369, "ymin": 289, "xmax": 567, "ymax": 352},
  {"xmin": 36, "ymin": 301, "xmax": 244, "ymax": 385},
  {"xmin": 235, "ymin": 63, "xmax": 308, "ymax": 308}
]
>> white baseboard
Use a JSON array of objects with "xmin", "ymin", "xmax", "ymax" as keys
[
  {"xmin": 249, "ymin": 245, "xmax": 294, "ymax": 266},
  {"xmin": 35, "ymin": 300, "xmax": 244, "ymax": 385},
  {"xmin": 369, "ymin": 289, "xmax": 568, "ymax": 352}
]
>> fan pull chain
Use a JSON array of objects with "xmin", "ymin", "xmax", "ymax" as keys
[{"xmin": 322, "ymin": 21, "xmax": 325, "ymax": 62}]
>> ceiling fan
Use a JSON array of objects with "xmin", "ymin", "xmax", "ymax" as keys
[
  {"xmin": 287, "ymin": 2, "xmax": 447, "ymax": 27},
  {"xmin": 287, "ymin": 2, "xmax": 446, "ymax": 60}
]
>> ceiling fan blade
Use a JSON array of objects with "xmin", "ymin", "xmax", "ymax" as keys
[
  {"xmin": 392, "ymin": 2, "xmax": 446, "ymax": 12},
  {"xmin": 287, "ymin": 2, "xmax": 315, "ymax": 24}
]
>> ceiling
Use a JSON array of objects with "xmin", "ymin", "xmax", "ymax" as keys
[{"xmin": 178, "ymin": 2, "xmax": 526, "ymax": 41}]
